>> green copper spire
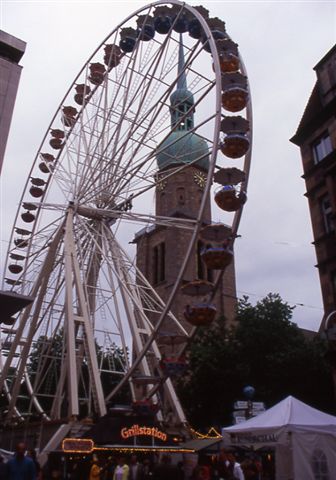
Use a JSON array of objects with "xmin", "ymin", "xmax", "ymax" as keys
[
  {"xmin": 170, "ymin": 35, "xmax": 194, "ymax": 131},
  {"xmin": 156, "ymin": 36, "xmax": 209, "ymax": 171},
  {"xmin": 177, "ymin": 34, "xmax": 187, "ymax": 90}
]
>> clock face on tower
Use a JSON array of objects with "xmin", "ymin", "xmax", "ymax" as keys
[
  {"xmin": 193, "ymin": 171, "xmax": 207, "ymax": 189},
  {"xmin": 155, "ymin": 173, "xmax": 167, "ymax": 191},
  {"xmin": 157, "ymin": 178, "xmax": 167, "ymax": 191}
]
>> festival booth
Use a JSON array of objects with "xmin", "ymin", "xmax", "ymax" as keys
[
  {"xmin": 222, "ymin": 396, "xmax": 336, "ymax": 480},
  {"xmin": 45, "ymin": 412, "xmax": 194, "ymax": 478},
  {"xmin": 86, "ymin": 413, "xmax": 189, "ymax": 453}
]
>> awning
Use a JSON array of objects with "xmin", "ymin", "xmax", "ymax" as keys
[
  {"xmin": 0, "ymin": 290, "xmax": 34, "ymax": 321},
  {"xmin": 181, "ymin": 437, "xmax": 222, "ymax": 452}
]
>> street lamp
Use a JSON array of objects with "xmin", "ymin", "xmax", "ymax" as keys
[{"xmin": 243, "ymin": 385, "xmax": 255, "ymax": 419}]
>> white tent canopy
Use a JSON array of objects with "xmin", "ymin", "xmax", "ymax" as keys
[{"xmin": 222, "ymin": 396, "xmax": 336, "ymax": 480}]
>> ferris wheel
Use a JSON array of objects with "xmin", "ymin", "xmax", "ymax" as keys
[{"xmin": 0, "ymin": 0, "xmax": 252, "ymax": 430}]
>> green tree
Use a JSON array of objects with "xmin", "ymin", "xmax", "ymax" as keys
[
  {"xmin": 25, "ymin": 331, "xmax": 130, "ymax": 417},
  {"xmin": 177, "ymin": 293, "xmax": 335, "ymax": 429}
]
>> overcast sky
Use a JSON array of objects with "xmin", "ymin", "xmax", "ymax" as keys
[{"xmin": 1, "ymin": 0, "xmax": 335, "ymax": 331}]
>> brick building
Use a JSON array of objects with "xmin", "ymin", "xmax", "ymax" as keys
[
  {"xmin": 135, "ymin": 42, "xmax": 237, "ymax": 339},
  {"xmin": 290, "ymin": 45, "xmax": 336, "ymax": 331},
  {"xmin": 0, "ymin": 30, "xmax": 26, "ymax": 173}
]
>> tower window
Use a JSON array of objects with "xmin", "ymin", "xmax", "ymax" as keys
[
  {"xmin": 160, "ymin": 192, "xmax": 166, "ymax": 212},
  {"xmin": 172, "ymin": 101, "xmax": 194, "ymax": 131},
  {"xmin": 177, "ymin": 187, "xmax": 185, "ymax": 205},
  {"xmin": 320, "ymin": 195, "xmax": 335, "ymax": 233},
  {"xmin": 153, "ymin": 242, "xmax": 165, "ymax": 284},
  {"xmin": 312, "ymin": 133, "xmax": 333, "ymax": 164},
  {"xmin": 197, "ymin": 241, "xmax": 213, "ymax": 282}
]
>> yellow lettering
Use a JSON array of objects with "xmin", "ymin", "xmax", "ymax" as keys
[{"xmin": 120, "ymin": 425, "xmax": 167, "ymax": 442}]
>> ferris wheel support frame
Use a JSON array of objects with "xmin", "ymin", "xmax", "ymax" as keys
[
  {"xmin": 63, "ymin": 207, "xmax": 107, "ymax": 418},
  {"xmin": 106, "ymin": 227, "xmax": 187, "ymax": 423}
]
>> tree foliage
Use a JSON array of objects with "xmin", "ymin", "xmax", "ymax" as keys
[
  {"xmin": 177, "ymin": 293, "xmax": 335, "ymax": 429},
  {"xmin": 25, "ymin": 330, "xmax": 130, "ymax": 417}
]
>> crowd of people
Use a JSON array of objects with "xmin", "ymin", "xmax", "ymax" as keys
[
  {"xmin": 1, "ymin": 442, "xmax": 270, "ymax": 480},
  {"xmin": 190, "ymin": 450, "xmax": 262, "ymax": 480},
  {"xmin": 86, "ymin": 453, "xmax": 185, "ymax": 480},
  {"xmin": 0, "ymin": 442, "xmax": 42, "ymax": 480},
  {"xmin": 76, "ymin": 451, "xmax": 261, "ymax": 480}
]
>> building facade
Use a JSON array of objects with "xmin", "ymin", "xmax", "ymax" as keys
[
  {"xmin": 291, "ymin": 45, "xmax": 336, "ymax": 331},
  {"xmin": 0, "ymin": 30, "xmax": 26, "ymax": 173}
]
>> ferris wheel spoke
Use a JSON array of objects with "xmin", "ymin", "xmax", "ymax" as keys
[
  {"xmin": 18, "ymin": 214, "xmax": 66, "ymax": 288},
  {"xmin": 107, "ymin": 227, "xmax": 189, "ymax": 338},
  {"xmin": 77, "ymin": 216, "xmax": 185, "ymax": 335},
  {"xmin": 108, "ymin": 43, "xmax": 205, "ymax": 192},
  {"xmin": 76, "ymin": 38, "xmax": 177, "ymax": 202},
  {"xmin": 101, "ymin": 229, "xmax": 172, "ymax": 403},
  {"xmin": 74, "ymin": 217, "xmax": 134, "ymax": 336},
  {"xmin": 75, "ymin": 34, "xmax": 204, "ymax": 205},
  {"xmin": 75, "ymin": 203, "xmax": 198, "ymax": 234},
  {"xmin": 2, "ymin": 223, "xmax": 65, "ymax": 418},
  {"xmin": 109, "ymin": 80, "xmax": 217, "ymax": 202}
]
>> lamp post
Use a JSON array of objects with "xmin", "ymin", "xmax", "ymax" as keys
[{"xmin": 243, "ymin": 385, "xmax": 255, "ymax": 419}]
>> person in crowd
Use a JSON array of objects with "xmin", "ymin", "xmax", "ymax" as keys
[
  {"xmin": 69, "ymin": 461, "xmax": 82, "ymax": 480},
  {"xmin": 0, "ymin": 455, "xmax": 7, "ymax": 480},
  {"xmin": 5, "ymin": 442, "xmax": 37, "ymax": 480},
  {"xmin": 152, "ymin": 454, "xmax": 179, "ymax": 480},
  {"xmin": 141, "ymin": 458, "xmax": 154, "ymax": 479},
  {"xmin": 128, "ymin": 455, "xmax": 145, "ymax": 480},
  {"xmin": 177, "ymin": 460, "xmax": 185, "ymax": 480},
  {"xmin": 113, "ymin": 456, "xmax": 129, "ymax": 480},
  {"xmin": 89, "ymin": 454, "xmax": 102, "ymax": 480},
  {"xmin": 50, "ymin": 468, "xmax": 62, "ymax": 479},
  {"xmin": 240, "ymin": 457, "xmax": 259, "ymax": 480},
  {"xmin": 27, "ymin": 449, "xmax": 42, "ymax": 480},
  {"xmin": 104, "ymin": 456, "xmax": 117, "ymax": 480},
  {"xmin": 218, "ymin": 450, "xmax": 245, "ymax": 480},
  {"xmin": 191, "ymin": 463, "xmax": 211, "ymax": 480}
]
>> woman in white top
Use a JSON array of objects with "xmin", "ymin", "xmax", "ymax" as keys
[{"xmin": 113, "ymin": 457, "xmax": 129, "ymax": 480}]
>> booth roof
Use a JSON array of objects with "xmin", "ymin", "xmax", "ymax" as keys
[
  {"xmin": 222, "ymin": 396, "xmax": 336, "ymax": 435},
  {"xmin": 180, "ymin": 437, "xmax": 222, "ymax": 452}
]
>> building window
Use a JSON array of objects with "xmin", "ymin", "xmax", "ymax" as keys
[
  {"xmin": 197, "ymin": 241, "xmax": 213, "ymax": 282},
  {"xmin": 177, "ymin": 187, "xmax": 185, "ymax": 205},
  {"xmin": 312, "ymin": 133, "xmax": 333, "ymax": 164},
  {"xmin": 153, "ymin": 242, "xmax": 165, "ymax": 284},
  {"xmin": 320, "ymin": 195, "xmax": 335, "ymax": 233},
  {"xmin": 160, "ymin": 192, "xmax": 166, "ymax": 212},
  {"xmin": 311, "ymin": 448, "xmax": 329, "ymax": 480}
]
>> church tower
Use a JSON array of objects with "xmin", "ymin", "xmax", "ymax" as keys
[{"xmin": 135, "ymin": 39, "xmax": 237, "ymax": 337}]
